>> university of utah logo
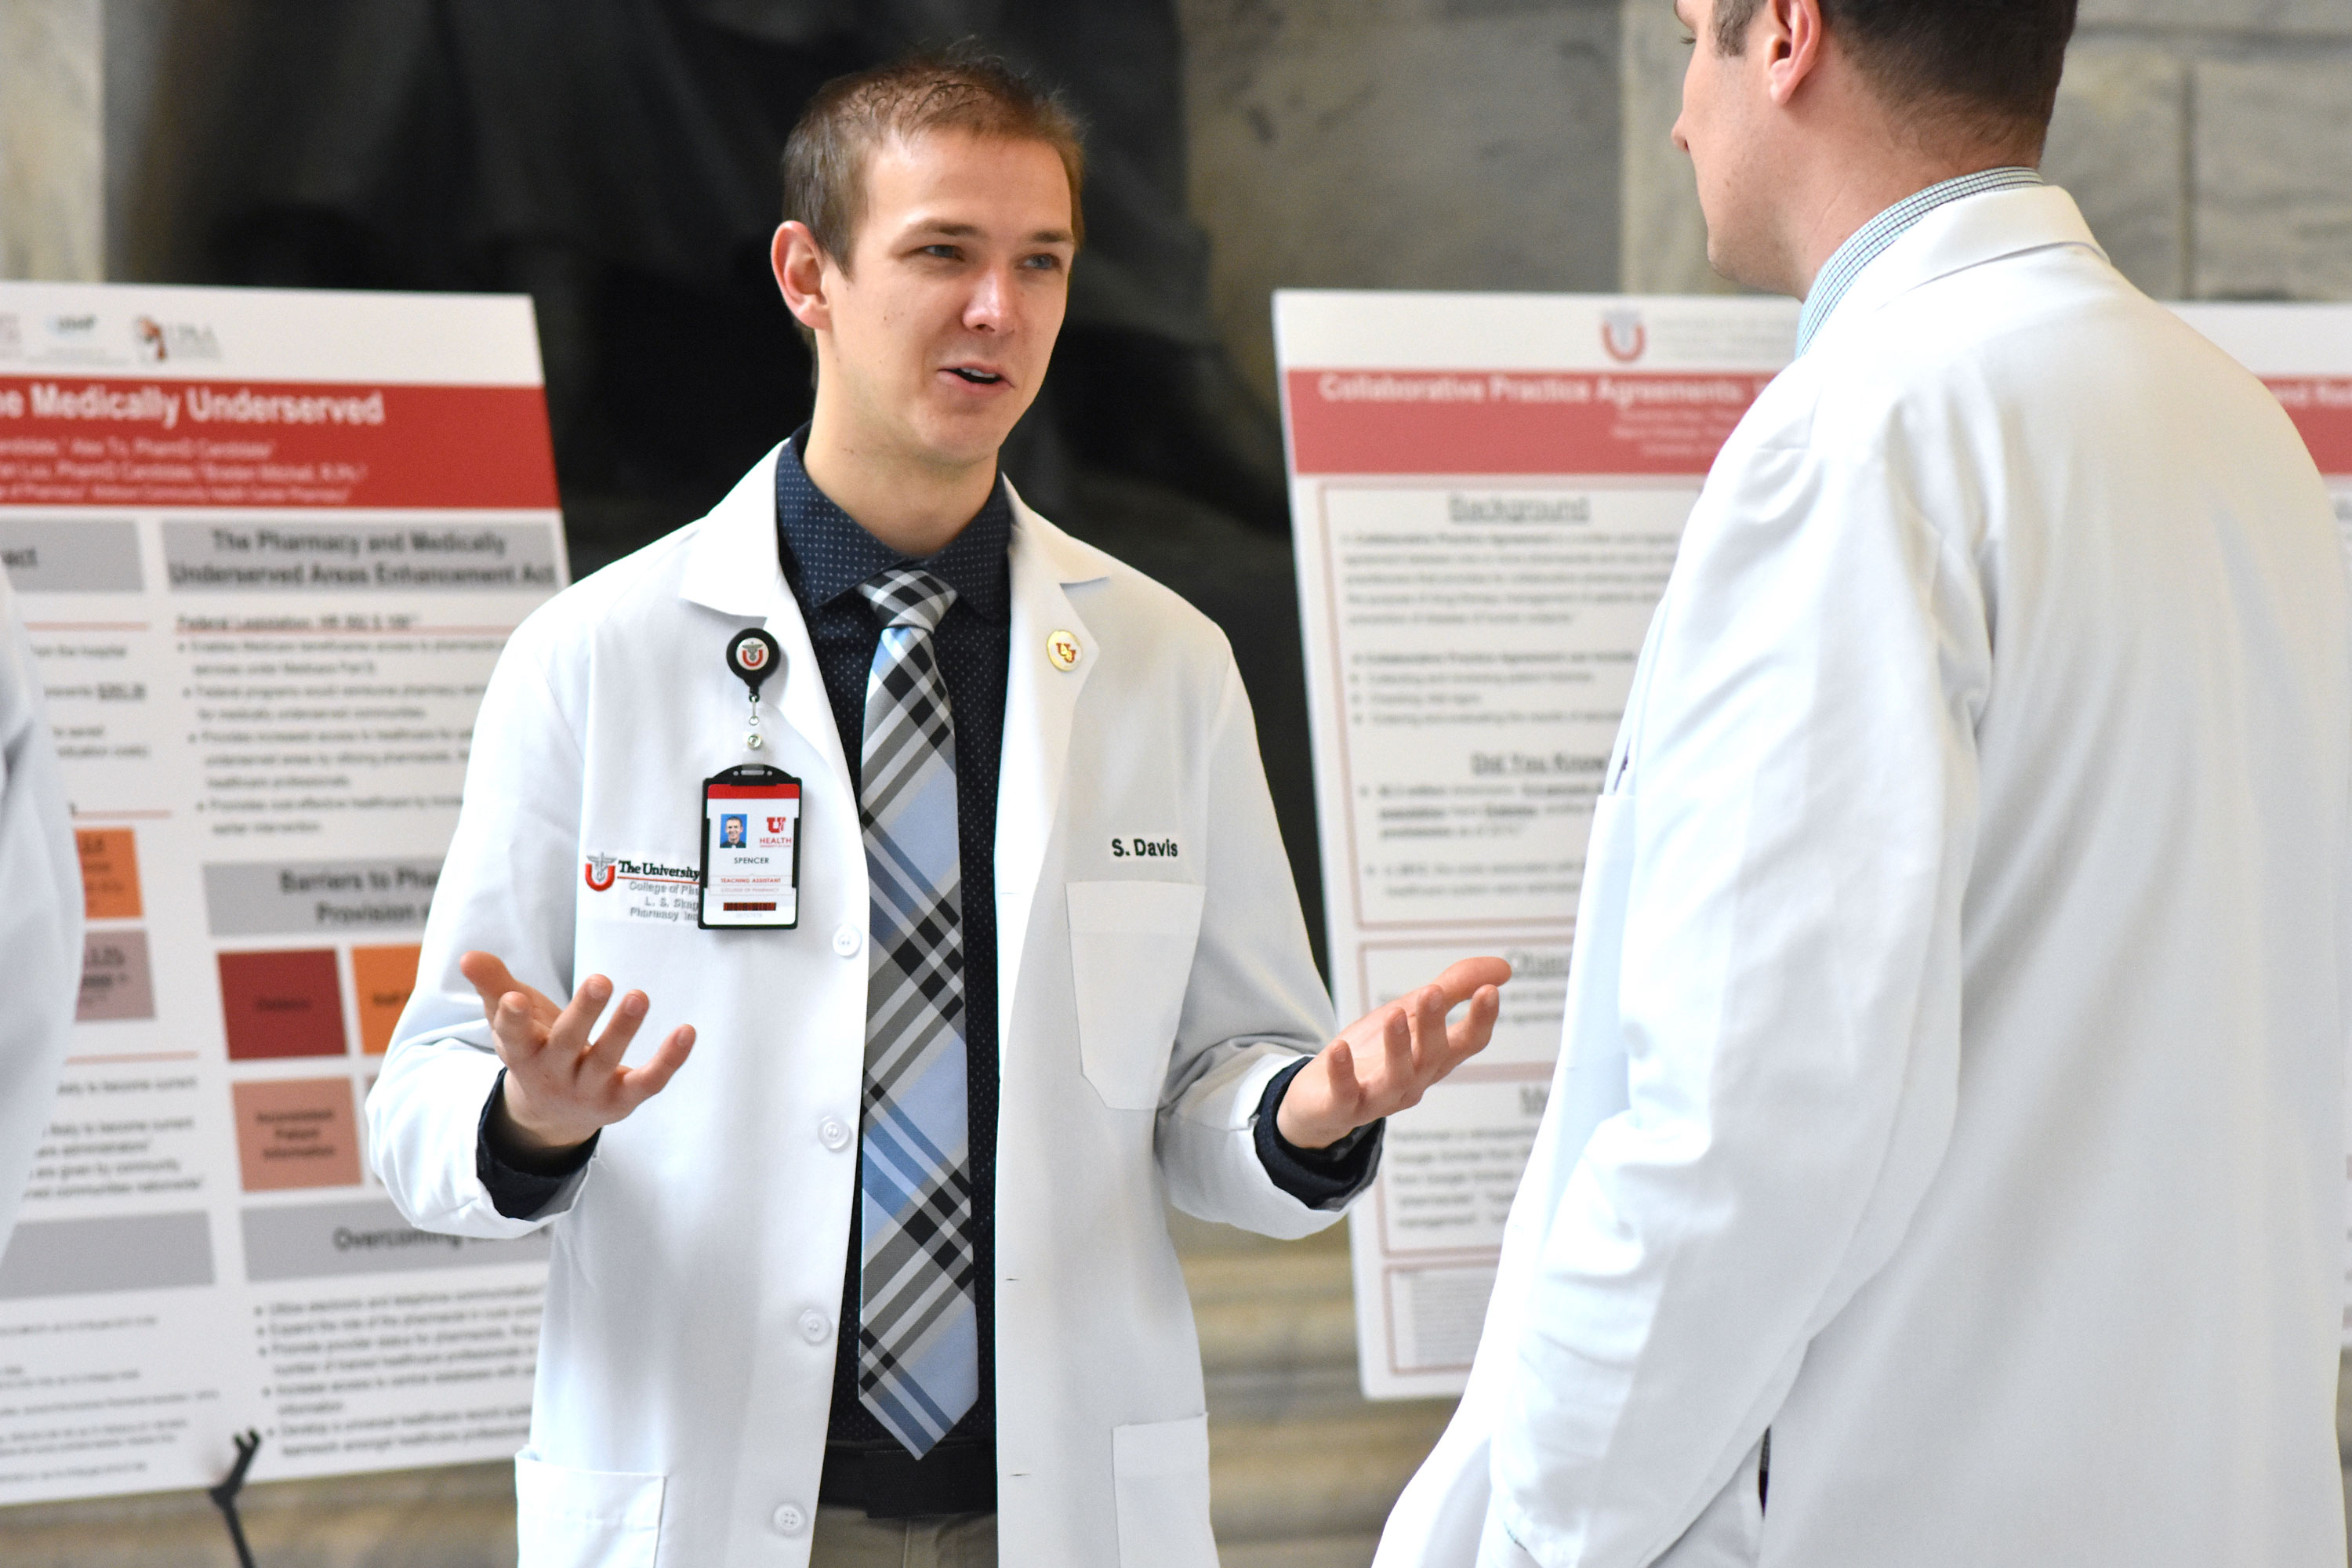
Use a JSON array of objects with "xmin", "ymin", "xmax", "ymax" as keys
[
  {"xmin": 1601, "ymin": 307, "xmax": 1647, "ymax": 364},
  {"xmin": 584, "ymin": 855, "xmax": 617, "ymax": 891}
]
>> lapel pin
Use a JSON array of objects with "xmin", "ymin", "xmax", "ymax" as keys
[{"xmin": 1046, "ymin": 630, "xmax": 1082, "ymax": 672}]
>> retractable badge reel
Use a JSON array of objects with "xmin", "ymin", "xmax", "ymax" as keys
[{"xmin": 701, "ymin": 629, "xmax": 801, "ymax": 929}]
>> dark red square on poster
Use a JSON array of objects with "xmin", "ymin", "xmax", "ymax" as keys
[{"xmin": 218, "ymin": 949, "xmax": 347, "ymax": 1060}]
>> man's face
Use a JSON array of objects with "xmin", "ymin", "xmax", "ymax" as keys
[
  {"xmin": 809, "ymin": 130, "xmax": 1075, "ymax": 473},
  {"xmin": 1670, "ymin": 0, "xmax": 1780, "ymax": 290}
]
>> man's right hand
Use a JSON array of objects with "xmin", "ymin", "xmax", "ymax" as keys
[{"xmin": 459, "ymin": 951, "xmax": 696, "ymax": 1159}]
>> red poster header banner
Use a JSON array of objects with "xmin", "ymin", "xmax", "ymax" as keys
[
  {"xmin": 2262, "ymin": 379, "xmax": 2352, "ymax": 476},
  {"xmin": 1290, "ymin": 369, "xmax": 2352, "ymax": 481},
  {"xmin": 0, "ymin": 377, "xmax": 557, "ymax": 509},
  {"xmin": 1287, "ymin": 368, "xmax": 1777, "ymax": 477}
]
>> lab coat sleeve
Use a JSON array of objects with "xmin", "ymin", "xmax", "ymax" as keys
[
  {"xmin": 1486, "ymin": 434, "xmax": 1990, "ymax": 1566},
  {"xmin": 368, "ymin": 613, "xmax": 586, "ymax": 1239},
  {"xmin": 1156, "ymin": 657, "xmax": 1356, "ymax": 1240},
  {"xmin": 0, "ymin": 580, "xmax": 83, "ymax": 1246}
]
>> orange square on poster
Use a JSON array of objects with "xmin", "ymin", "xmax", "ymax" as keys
[
  {"xmin": 218, "ymin": 949, "xmax": 347, "ymax": 1060},
  {"xmin": 351, "ymin": 944, "xmax": 421, "ymax": 1056},
  {"xmin": 230, "ymin": 1077, "xmax": 361, "ymax": 1192},
  {"xmin": 74, "ymin": 829, "xmax": 142, "ymax": 920}
]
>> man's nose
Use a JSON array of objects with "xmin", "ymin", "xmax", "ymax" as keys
[{"xmin": 964, "ymin": 267, "xmax": 1014, "ymax": 332}]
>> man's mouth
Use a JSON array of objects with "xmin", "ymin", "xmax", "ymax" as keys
[{"xmin": 946, "ymin": 366, "xmax": 1005, "ymax": 385}]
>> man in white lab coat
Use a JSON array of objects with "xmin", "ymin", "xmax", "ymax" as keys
[
  {"xmin": 368, "ymin": 51, "xmax": 1506, "ymax": 1568},
  {"xmin": 1379, "ymin": 2, "xmax": 2352, "ymax": 1566},
  {"xmin": 0, "ymin": 572, "xmax": 83, "ymax": 1245}
]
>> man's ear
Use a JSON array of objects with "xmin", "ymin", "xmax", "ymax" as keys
[
  {"xmin": 773, "ymin": 221, "xmax": 834, "ymax": 336},
  {"xmin": 1765, "ymin": 0, "xmax": 1826, "ymax": 107}
]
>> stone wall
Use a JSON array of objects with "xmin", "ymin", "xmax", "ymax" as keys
[
  {"xmin": 1621, "ymin": 0, "xmax": 2352, "ymax": 302},
  {"xmin": 1180, "ymin": 0, "xmax": 1623, "ymax": 403},
  {"xmin": 0, "ymin": 0, "xmax": 103, "ymax": 283}
]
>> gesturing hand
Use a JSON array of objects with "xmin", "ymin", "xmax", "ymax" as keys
[
  {"xmin": 1274, "ymin": 955, "xmax": 1512, "ymax": 1151},
  {"xmin": 459, "ymin": 950, "xmax": 696, "ymax": 1158}
]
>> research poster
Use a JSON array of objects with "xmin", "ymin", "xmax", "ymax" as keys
[
  {"xmin": 0, "ymin": 282, "xmax": 564, "ymax": 1501},
  {"xmin": 1281, "ymin": 291, "xmax": 2352, "ymax": 1400},
  {"xmin": 1276, "ymin": 291, "xmax": 1798, "ymax": 1398}
]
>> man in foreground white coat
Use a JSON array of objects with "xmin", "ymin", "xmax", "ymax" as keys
[
  {"xmin": 1379, "ymin": 1, "xmax": 2352, "ymax": 1565},
  {"xmin": 369, "ymin": 51, "xmax": 1504, "ymax": 1568}
]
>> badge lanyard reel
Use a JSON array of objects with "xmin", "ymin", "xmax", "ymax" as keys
[{"xmin": 701, "ymin": 628, "xmax": 802, "ymax": 929}]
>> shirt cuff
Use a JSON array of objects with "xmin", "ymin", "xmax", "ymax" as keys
[
  {"xmin": 1254, "ymin": 1055, "xmax": 1383, "ymax": 1210},
  {"xmin": 476, "ymin": 1068, "xmax": 598, "ymax": 1221}
]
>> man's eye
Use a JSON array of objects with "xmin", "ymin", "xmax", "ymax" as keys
[
  {"xmin": 920, "ymin": 245, "xmax": 960, "ymax": 260},
  {"xmin": 1020, "ymin": 254, "xmax": 1063, "ymax": 271}
]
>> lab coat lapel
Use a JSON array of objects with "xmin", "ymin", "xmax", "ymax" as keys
[
  {"xmin": 994, "ymin": 490, "xmax": 1108, "ymax": 1049},
  {"xmin": 677, "ymin": 442, "xmax": 851, "ymax": 792}
]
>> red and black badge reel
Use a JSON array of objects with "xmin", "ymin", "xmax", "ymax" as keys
[{"xmin": 726, "ymin": 627, "xmax": 783, "ymax": 750}]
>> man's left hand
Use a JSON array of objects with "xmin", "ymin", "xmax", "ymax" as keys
[{"xmin": 1276, "ymin": 956, "xmax": 1512, "ymax": 1149}]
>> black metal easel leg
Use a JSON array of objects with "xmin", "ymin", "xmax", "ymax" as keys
[{"xmin": 209, "ymin": 1428, "xmax": 262, "ymax": 1568}]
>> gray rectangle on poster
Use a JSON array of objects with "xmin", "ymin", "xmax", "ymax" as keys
[
  {"xmin": 203, "ymin": 858, "xmax": 441, "ymax": 937},
  {"xmin": 0, "ymin": 518, "xmax": 143, "ymax": 593},
  {"xmin": 162, "ymin": 520, "xmax": 558, "ymax": 593},
  {"xmin": 0, "ymin": 1212, "xmax": 215, "ymax": 1300},
  {"xmin": 241, "ymin": 1200, "xmax": 550, "ymax": 1283},
  {"xmin": 78, "ymin": 928, "xmax": 155, "ymax": 1021}
]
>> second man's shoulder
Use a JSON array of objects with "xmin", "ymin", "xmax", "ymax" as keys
[{"xmin": 503, "ymin": 517, "xmax": 714, "ymax": 667}]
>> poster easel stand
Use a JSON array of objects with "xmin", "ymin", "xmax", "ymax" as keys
[{"xmin": 209, "ymin": 1428, "xmax": 263, "ymax": 1568}]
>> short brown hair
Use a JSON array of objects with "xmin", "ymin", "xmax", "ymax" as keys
[
  {"xmin": 782, "ymin": 49, "xmax": 1087, "ymax": 271},
  {"xmin": 1711, "ymin": 0, "xmax": 2077, "ymax": 154}
]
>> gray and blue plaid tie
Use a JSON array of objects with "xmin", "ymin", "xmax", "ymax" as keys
[{"xmin": 854, "ymin": 567, "xmax": 978, "ymax": 1455}]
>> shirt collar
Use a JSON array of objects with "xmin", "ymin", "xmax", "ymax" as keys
[
  {"xmin": 774, "ymin": 426, "xmax": 1013, "ymax": 625},
  {"xmin": 1795, "ymin": 166, "xmax": 2045, "ymax": 356}
]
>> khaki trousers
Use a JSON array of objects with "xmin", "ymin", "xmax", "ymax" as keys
[{"xmin": 809, "ymin": 1505, "xmax": 997, "ymax": 1567}]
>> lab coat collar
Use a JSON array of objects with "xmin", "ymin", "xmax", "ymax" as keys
[
  {"xmin": 1803, "ymin": 183, "xmax": 2108, "ymax": 361},
  {"xmin": 994, "ymin": 482, "xmax": 1111, "ymax": 1051},
  {"xmin": 682, "ymin": 442, "xmax": 1112, "ymax": 1038}
]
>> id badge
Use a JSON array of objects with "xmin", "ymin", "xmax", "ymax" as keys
[{"xmin": 700, "ymin": 764, "xmax": 801, "ymax": 929}]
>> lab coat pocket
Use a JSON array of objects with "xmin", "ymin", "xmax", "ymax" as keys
[
  {"xmin": 1067, "ymin": 880, "xmax": 1207, "ymax": 1110},
  {"xmin": 514, "ymin": 1452, "xmax": 664, "ymax": 1568},
  {"xmin": 1112, "ymin": 1414, "xmax": 1218, "ymax": 1568}
]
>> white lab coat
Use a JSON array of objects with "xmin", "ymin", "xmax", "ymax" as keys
[
  {"xmin": 1377, "ymin": 185, "xmax": 2352, "ymax": 1568},
  {"xmin": 0, "ymin": 572, "xmax": 82, "ymax": 1247},
  {"xmin": 367, "ymin": 449, "xmax": 1350, "ymax": 1568}
]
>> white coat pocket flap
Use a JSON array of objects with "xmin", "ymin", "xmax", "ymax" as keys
[
  {"xmin": 1112, "ymin": 1414, "xmax": 1218, "ymax": 1568},
  {"xmin": 514, "ymin": 1452, "xmax": 664, "ymax": 1568},
  {"xmin": 1066, "ymin": 880, "xmax": 1207, "ymax": 1111}
]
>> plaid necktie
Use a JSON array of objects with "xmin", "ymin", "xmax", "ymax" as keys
[{"xmin": 854, "ymin": 567, "xmax": 978, "ymax": 1456}]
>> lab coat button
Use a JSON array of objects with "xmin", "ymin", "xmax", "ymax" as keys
[
  {"xmin": 797, "ymin": 1309, "xmax": 831, "ymax": 1344},
  {"xmin": 818, "ymin": 1116, "xmax": 851, "ymax": 1151},
  {"xmin": 771, "ymin": 1503, "xmax": 808, "ymax": 1536},
  {"xmin": 832, "ymin": 925, "xmax": 861, "ymax": 956}
]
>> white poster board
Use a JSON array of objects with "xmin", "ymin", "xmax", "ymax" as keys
[
  {"xmin": 0, "ymin": 281, "xmax": 565, "ymax": 1501},
  {"xmin": 1280, "ymin": 289, "xmax": 2352, "ymax": 1400}
]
